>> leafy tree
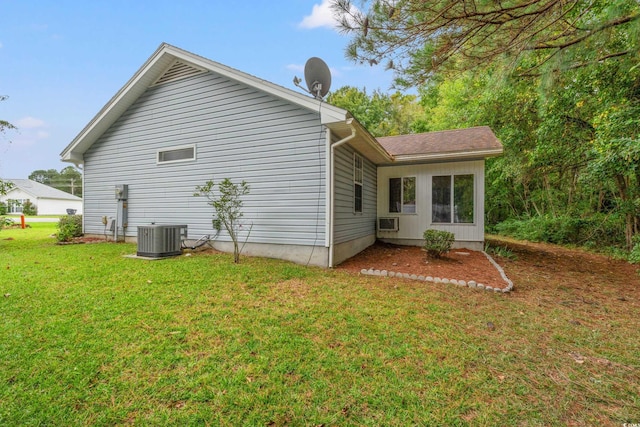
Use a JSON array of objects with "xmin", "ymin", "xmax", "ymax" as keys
[
  {"xmin": 332, "ymin": 0, "xmax": 640, "ymax": 86},
  {"xmin": 59, "ymin": 166, "xmax": 83, "ymax": 196},
  {"xmin": 0, "ymin": 180, "xmax": 13, "ymax": 196},
  {"xmin": 194, "ymin": 178, "xmax": 251, "ymax": 263},
  {"xmin": 21, "ymin": 200, "xmax": 37, "ymax": 216},
  {"xmin": 28, "ymin": 166, "xmax": 83, "ymax": 197},
  {"xmin": 327, "ymin": 86, "xmax": 424, "ymax": 136},
  {"xmin": 331, "ymin": 0, "xmax": 640, "ymax": 252},
  {"xmin": 585, "ymin": 73, "xmax": 640, "ymax": 249},
  {"xmin": 417, "ymin": 49, "xmax": 640, "ymax": 251},
  {"xmin": 29, "ymin": 169, "xmax": 60, "ymax": 186},
  {"xmin": 0, "ymin": 95, "xmax": 16, "ymax": 137}
]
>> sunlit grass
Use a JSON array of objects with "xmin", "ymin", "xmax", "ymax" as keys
[{"xmin": 0, "ymin": 223, "xmax": 638, "ymax": 425}]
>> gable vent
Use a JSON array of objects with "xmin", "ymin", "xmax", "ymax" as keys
[{"xmin": 152, "ymin": 60, "xmax": 206, "ymax": 86}]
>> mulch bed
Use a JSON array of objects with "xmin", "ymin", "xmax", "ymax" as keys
[{"xmin": 336, "ymin": 241, "xmax": 508, "ymax": 288}]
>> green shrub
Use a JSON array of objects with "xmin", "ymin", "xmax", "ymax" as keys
[
  {"xmin": 57, "ymin": 215, "xmax": 83, "ymax": 242},
  {"xmin": 0, "ymin": 216, "xmax": 14, "ymax": 231},
  {"xmin": 494, "ymin": 214, "xmax": 625, "ymax": 247},
  {"xmin": 484, "ymin": 242, "xmax": 518, "ymax": 260},
  {"xmin": 628, "ymin": 235, "xmax": 640, "ymax": 264},
  {"xmin": 423, "ymin": 229, "xmax": 455, "ymax": 258},
  {"xmin": 0, "ymin": 201, "xmax": 6, "ymax": 215},
  {"xmin": 22, "ymin": 200, "xmax": 37, "ymax": 216}
]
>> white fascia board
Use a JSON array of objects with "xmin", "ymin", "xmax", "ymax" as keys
[
  {"xmin": 354, "ymin": 120, "xmax": 394, "ymax": 163},
  {"xmin": 391, "ymin": 148, "xmax": 504, "ymax": 163}
]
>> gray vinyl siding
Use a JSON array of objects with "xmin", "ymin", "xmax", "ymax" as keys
[
  {"xmin": 333, "ymin": 143, "xmax": 377, "ymax": 244},
  {"xmin": 82, "ymin": 71, "xmax": 327, "ymax": 246}
]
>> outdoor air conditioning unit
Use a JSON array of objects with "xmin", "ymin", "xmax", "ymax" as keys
[
  {"xmin": 137, "ymin": 224, "xmax": 188, "ymax": 258},
  {"xmin": 378, "ymin": 217, "xmax": 399, "ymax": 232}
]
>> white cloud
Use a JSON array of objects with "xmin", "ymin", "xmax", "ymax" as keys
[
  {"xmin": 16, "ymin": 116, "xmax": 46, "ymax": 129},
  {"xmin": 8, "ymin": 117, "xmax": 49, "ymax": 149},
  {"xmin": 299, "ymin": 0, "xmax": 339, "ymax": 29},
  {"xmin": 286, "ymin": 64, "xmax": 304, "ymax": 72}
]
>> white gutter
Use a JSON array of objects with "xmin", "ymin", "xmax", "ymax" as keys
[{"xmin": 328, "ymin": 118, "xmax": 356, "ymax": 268}]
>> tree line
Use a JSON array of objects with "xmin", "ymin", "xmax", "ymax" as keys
[
  {"xmin": 28, "ymin": 167, "xmax": 83, "ymax": 197},
  {"xmin": 329, "ymin": 0, "xmax": 640, "ymax": 252}
]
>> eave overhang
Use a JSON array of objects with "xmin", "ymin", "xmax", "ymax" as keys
[{"xmin": 324, "ymin": 118, "xmax": 394, "ymax": 165}]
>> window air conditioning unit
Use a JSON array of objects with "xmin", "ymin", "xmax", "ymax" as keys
[
  {"xmin": 137, "ymin": 224, "xmax": 188, "ymax": 258},
  {"xmin": 378, "ymin": 217, "xmax": 399, "ymax": 232}
]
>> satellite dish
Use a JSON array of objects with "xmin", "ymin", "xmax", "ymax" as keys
[{"xmin": 303, "ymin": 57, "xmax": 331, "ymax": 99}]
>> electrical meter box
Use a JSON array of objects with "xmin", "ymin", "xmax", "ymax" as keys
[{"xmin": 115, "ymin": 184, "xmax": 128, "ymax": 200}]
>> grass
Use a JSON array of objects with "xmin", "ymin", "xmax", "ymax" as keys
[
  {"xmin": 1, "ymin": 223, "xmax": 639, "ymax": 425},
  {"xmin": 5, "ymin": 214, "xmax": 62, "ymax": 218}
]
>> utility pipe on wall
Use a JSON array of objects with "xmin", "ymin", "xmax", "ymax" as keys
[{"xmin": 328, "ymin": 118, "xmax": 356, "ymax": 268}]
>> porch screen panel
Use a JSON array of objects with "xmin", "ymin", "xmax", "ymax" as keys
[
  {"xmin": 389, "ymin": 177, "xmax": 401, "ymax": 213},
  {"xmin": 432, "ymin": 176, "xmax": 451, "ymax": 223},
  {"xmin": 403, "ymin": 177, "xmax": 416, "ymax": 213},
  {"xmin": 454, "ymin": 174, "xmax": 474, "ymax": 223}
]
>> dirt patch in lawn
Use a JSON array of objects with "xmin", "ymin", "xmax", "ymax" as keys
[{"xmin": 336, "ymin": 237, "xmax": 640, "ymax": 298}]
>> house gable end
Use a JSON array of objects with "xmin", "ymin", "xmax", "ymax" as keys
[
  {"xmin": 60, "ymin": 43, "xmax": 350, "ymax": 165},
  {"xmin": 152, "ymin": 59, "xmax": 207, "ymax": 86}
]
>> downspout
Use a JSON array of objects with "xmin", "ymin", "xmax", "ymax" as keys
[
  {"xmin": 328, "ymin": 118, "xmax": 356, "ymax": 268},
  {"xmin": 77, "ymin": 163, "xmax": 84, "ymax": 232}
]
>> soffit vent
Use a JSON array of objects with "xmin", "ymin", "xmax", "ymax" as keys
[{"xmin": 152, "ymin": 60, "xmax": 207, "ymax": 86}]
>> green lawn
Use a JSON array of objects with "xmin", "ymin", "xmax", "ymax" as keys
[
  {"xmin": 0, "ymin": 223, "xmax": 638, "ymax": 425},
  {"xmin": 5, "ymin": 214, "xmax": 62, "ymax": 218}
]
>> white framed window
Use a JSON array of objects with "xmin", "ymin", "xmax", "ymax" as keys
[
  {"xmin": 432, "ymin": 174, "xmax": 474, "ymax": 223},
  {"xmin": 157, "ymin": 144, "xmax": 196, "ymax": 164},
  {"xmin": 7, "ymin": 199, "xmax": 27, "ymax": 214},
  {"xmin": 353, "ymin": 153, "xmax": 363, "ymax": 213},
  {"xmin": 389, "ymin": 176, "xmax": 416, "ymax": 214}
]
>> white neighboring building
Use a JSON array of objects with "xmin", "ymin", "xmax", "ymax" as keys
[{"xmin": 1, "ymin": 179, "xmax": 83, "ymax": 215}]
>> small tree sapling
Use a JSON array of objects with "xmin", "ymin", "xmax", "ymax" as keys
[{"xmin": 194, "ymin": 178, "xmax": 251, "ymax": 263}]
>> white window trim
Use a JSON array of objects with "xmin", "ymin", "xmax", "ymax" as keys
[{"xmin": 157, "ymin": 144, "xmax": 197, "ymax": 165}]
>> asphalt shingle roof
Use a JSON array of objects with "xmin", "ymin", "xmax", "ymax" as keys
[{"xmin": 377, "ymin": 126, "xmax": 502, "ymax": 157}]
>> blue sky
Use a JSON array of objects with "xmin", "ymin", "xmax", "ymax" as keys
[{"xmin": 0, "ymin": 0, "xmax": 397, "ymax": 179}]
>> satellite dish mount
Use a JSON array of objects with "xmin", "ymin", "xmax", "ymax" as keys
[{"xmin": 293, "ymin": 57, "xmax": 331, "ymax": 100}]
